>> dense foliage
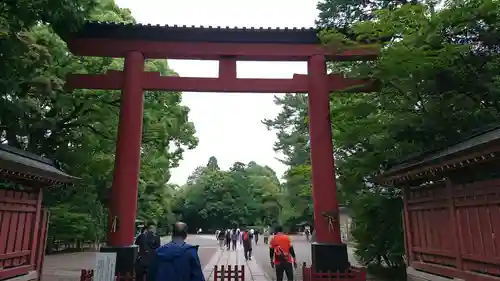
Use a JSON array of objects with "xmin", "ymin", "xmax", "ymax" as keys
[
  {"xmin": 173, "ymin": 157, "xmax": 282, "ymax": 231},
  {"xmin": 1, "ymin": 0, "xmax": 197, "ymax": 245},
  {"xmin": 264, "ymin": 0, "xmax": 500, "ymax": 269}
]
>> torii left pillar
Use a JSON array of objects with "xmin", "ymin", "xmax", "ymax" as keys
[
  {"xmin": 100, "ymin": 51, "xmax": 145, "ymax": 276},
  {"xmin": 307, "ymin": 55, "xmax": 349, "ymax": 273}
]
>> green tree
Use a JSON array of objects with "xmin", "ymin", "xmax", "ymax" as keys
[
  {"xmin": 350, "ymin": 191, "xmax": 404, "ymax": 267},
  {"xmin": 1, "ymin": 0, "xmax": 198, "ymax": 246},
  {"xmin": 266, "ymin": 0, "xmax": 500, "ymax": 271},
  {"xmin": 278, "ymin": 165, "xmax": 313, "ymax": 228},
  {"xmin": 175, "ymin": 158, "xmax": 283, "ymax": 230}
]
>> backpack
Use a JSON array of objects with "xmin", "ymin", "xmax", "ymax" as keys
[
  {"xmin": 243, "ymin": 232, "xmax": 249, "ymax": 241},
  {"xmin": 274, "ymin": 246, "xmax": 289, "ymax": 263}
]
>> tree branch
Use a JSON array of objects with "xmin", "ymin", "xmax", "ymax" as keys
[
  {"xmin": 386, "ymin": 81, "xmax": 429, "ymax": 114},
  {"xmin": 54, "ymin": 102, "xmax": 86, "ymax": 129},
  {"xmin": 60, "ymin": 122, "xmax": 114, "ymax": 140},
  {"xmin": 81, "ymin": 124, "xmax": 114, "ymax": 140},
  {"xmin": 105, "ymin": 99, "xmax": 120, "ymax": 107},
  {"xmin": 457, "ymin": 53, "xmax": 500, "ymax": 113}
]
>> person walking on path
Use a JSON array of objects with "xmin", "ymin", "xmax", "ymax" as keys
[
  {"xmin": 254, "ymin": 229, "xmax": 259, "ymax": 245},
  {"xmin": 148, "ymin": 222, "xmax": 205, "ymax": 281},
  {"xmin": 231, "ymin": 229, "xmax": 238, "ymax": 250},
  {"xmin": 135, "ymin": 223, "xmax": 161, "ymax": 281},
  {"xmin": 242, "ymin": 228, "xmax": 253, "ymax": 260},
  {"xmin": 217, "ymin": 229, "xmax": 225, "ymax": 249},
  {"xmin": 304, "ymin": 227, "xmax": 311, "ymax": 242},
  {"xmin": 225, "ymin": 229, "xmax": 232, "ymax": 250},
  {"xmin": 269, "ymin": 226, "xmax": 297, "ymax": 281},
  {"xmin": 263, "ymin": 227, "xmax": 270, "ymax": 244}
]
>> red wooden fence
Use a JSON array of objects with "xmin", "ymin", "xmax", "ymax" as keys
[
  {"xmin": 213, "ymin": 265, "xmax": 244, "ymax": 281},
  {"xmin": 0, "ymin": 188, "xmax": 48, "ymax": 281},
  {"xmin": 80, "ymin": 265, "xmax": 246, "ymax": 281},
  {"xmin": 404, "ymin": 178, "xmax": 500, "ymax": 281},
  {"xmin": 302, "ymin": 263, "xmax": 366, "ymax": 281}
]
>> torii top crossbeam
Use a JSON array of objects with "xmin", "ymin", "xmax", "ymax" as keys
[
  {"xmin": 65, "ymin": 22, "xmax": 379, "ymax": 61},
  {"xmin": 65, "ymin": 22, "xmax": 379, "ymax": 93}
]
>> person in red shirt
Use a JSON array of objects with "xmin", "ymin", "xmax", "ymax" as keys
[
  {"xmin": 242, "ymin": 228, "xmax": 254, "ymax": 260},
  {"xmin": 269, "ymin": 226, "xmax": 297, "ymax": 281}
]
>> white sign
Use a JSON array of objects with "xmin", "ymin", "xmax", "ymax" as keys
[{"xmin": 94, "ymin": 253, "xmax": 117, "ymax": 281}]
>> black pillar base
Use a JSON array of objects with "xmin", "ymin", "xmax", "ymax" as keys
[
  {"xmin": 311, "ymin": 242, "xmax": 349, "ymax": 273},
  {"xmin": 100, "ymin": 245, "xmax": 138, "ymax": 276}
]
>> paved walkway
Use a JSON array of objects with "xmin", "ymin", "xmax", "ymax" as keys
[
  {"xmin": 42, "ymin": 236, "xmax": 218, "ymax": 281},
  {"xmin": 252, "ymin": 235, "xmax": 363, "ymax": 281},
  {"xmin": 203, "ymin": 245, "xmax": 269, "ymax": 281}
]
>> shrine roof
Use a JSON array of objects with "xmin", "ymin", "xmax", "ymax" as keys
[
  {"xmin": 0, "ymin": 144, "xmax": 78, "ymax": 185},
  {"xmin": 66, "ymin": 21, "xmax": 322, "ymax": 44},
  {"xmin": 377, "ymin": 124, "xmax": 500, "ymax": 184}
]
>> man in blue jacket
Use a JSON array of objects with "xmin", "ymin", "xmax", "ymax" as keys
[{"xmin": 148, "ymin": 222, "xmax": 205, "ymax": 281}]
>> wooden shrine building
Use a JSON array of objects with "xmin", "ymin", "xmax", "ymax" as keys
[
  {"xmin": 377, "ymin": 126, "xmax": 500, "ymax": 281},
  {"xmin": 0, "ymin": 145, "xmax": 76, "ymax": 281}
]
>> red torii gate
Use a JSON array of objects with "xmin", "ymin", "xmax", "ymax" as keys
[{"xmin": 64, "ymin": 22, "xmax": 378, "ymax": 280}]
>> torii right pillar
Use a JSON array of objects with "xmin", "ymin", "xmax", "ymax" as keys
[{"xmin": 307, "ymin": 54, "xmax": 349, "ymax": 273}]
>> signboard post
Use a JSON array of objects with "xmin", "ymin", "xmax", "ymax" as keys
[{"xmin": 94, "ymin": 252, "xmax": 117, "ymax": 281}]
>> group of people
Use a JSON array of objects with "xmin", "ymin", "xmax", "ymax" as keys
[
  {"xmin": 134, "ymin": 222, "xmax": 299, "ymax": 281},
  {"xmin": 215, "ymin": 228, "xmax": 238, "ymax": 250},
  {"xmin": 215, "ymin": 228, "xmax": 256, "ymax": 260},
  {"xmin": 213, "ymin": 225, "xmax": 297, "ymax": 280},
  {"xmin": 215, "ymin": 228, "xmax": 263, "ymax": 247},
  {"xmin": 135, "ymin": 222, "xmax": 205, "ymax": 281}
]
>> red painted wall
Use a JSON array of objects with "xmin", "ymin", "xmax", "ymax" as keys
[
  {"xmin": 0, "ymin": 188, "xmax": 47, "ymax": 281},
  {"xmin": 403, "ymin": 178, "xmax": 500, "ymax": 281}
]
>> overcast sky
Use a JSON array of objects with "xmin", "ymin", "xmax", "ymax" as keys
[{"xmin": 114, "ymin": 0, "xmax": 319, "ymax": 185}]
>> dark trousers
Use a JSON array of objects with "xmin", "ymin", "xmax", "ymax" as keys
[
  {"xmin": 232, "ymin": 240, "xmax": 237, "ymax": 250},
  {"xmin": 275, "ymin": 262, "xmax": 294, "ymax": 281},
  {"xmin": 243, "ymin": 246, "xmax": 252, "ymax": 260},
  {"xmin": 226, "ymin": 238, "xmax": 231, "ymax": 250},
  {"xmin": 135, "ymin": 264, "xmax": 147, "ymax": 281}
]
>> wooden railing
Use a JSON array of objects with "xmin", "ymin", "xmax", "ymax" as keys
[
  {"xmin": 302, "ymin": 263, "xmax": 367, "ymax": 281},
  {"xmin": 45, "ymin": 239, "xmax": 102, "ymax": 254}
]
